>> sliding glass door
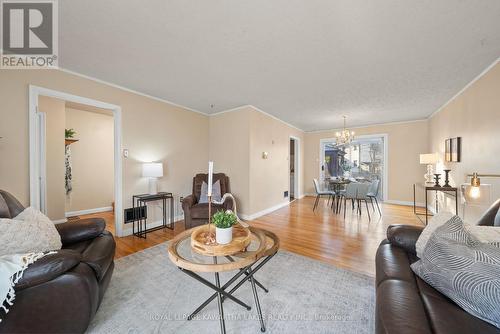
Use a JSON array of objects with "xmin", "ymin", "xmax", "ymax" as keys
[{"xmin": 320, "ymin": 136, "xmax": 385, "ymax": 199}]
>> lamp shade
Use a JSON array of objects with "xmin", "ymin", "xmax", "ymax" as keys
[
  {"xmin": 419, "ymin": 153, "xmax": 438, "ymax": 164},
  {"xmin": 142, "ymin": 162, "xmax": 163, "ymax": 178},
  {"xmin": 461, "ymin": 183, "xmax": 491, "ymax": 205}
]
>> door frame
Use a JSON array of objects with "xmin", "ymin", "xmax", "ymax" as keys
[
  {"xmin": 319, "ymin": 133, "xmax": 388, "ymax": 201},
  {"xmin": 28, "ymin": 85, "xmax": 124, "ymax": 236},
  {"xmin": 289, "ymin": 135, "xmax": 300, "ymax": 200}
]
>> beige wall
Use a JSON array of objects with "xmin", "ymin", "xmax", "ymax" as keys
[
  {"xmin": 429, "ymin": 61, "xmax": 500, "ymax": 222},
  {"xmin": 209, "ymin": 106, "xmax": 305, "ymax": 217},
  {"xmin": 209, "ymin": 108, "xmax": 251, "ymax": 214},
  {"xmin": 248, "ymin": 109, "xmax": 305, "ymax": 214},
  {"xmin": 39, "ymin": 96, "xmax": 66, "ymax": 221},
  {"xmin": 3, "ymin": 62, "xmax": 498, "ymax": 227},
  {"xmin": 304, "ymin": 121, "xmax": 429, "ymax": 204},
  {"xmin": 0, "ymin": 69, "xmax": 209, "ymax": 234},
  {"xmin": 65, "ymin": 107, "xmax": 114, "ymax": 213}
]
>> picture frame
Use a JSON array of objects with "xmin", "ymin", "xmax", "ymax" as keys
[
  {"xmin": 451, "ymin": 137, "xmax": 461, "ymax": 162},
  {"xmin": 445, "ymin": 139, "xmax": 451, "ymax": 162}
]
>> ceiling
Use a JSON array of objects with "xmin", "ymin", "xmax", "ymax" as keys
[{"xmin": 59, "ymin": 1, "xmax": 500, "ymax": 131}]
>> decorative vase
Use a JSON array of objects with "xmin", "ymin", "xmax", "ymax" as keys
[{"xmin": 216, "ymin": 226, "xmax": 233, "ymax": 244}]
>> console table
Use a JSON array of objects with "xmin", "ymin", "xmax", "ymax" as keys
[
  {"xmin": 413, "ymin": 184, "xmax": 458, "ymax": 225},
  {"xmin": 132, "ymin": 192, "xmax": 174, "ymax": 238}
]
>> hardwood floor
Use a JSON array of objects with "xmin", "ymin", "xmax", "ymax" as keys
[
  {"xmin": 250, "ymin": 197, "xmax": 422, "ymax": 276},
  {"xmin": 70, "ymin": 211, "xmax": 185, "ymax": 258},
  {"xmin": 76, "ymin": 197, "xmax": 422, "ymax": 277}
]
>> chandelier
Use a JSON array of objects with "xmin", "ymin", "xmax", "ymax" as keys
[{"xmin": 335, "ymin": 115, "xmax": 355, "ymax": 145}]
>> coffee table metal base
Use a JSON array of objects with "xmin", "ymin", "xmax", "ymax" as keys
[{"xmin": 178, "ymin": 254, "xmax": 275, "ymax": 334}]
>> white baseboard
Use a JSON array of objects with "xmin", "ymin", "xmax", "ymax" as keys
[
  {"xmin": 302, "ymin": 195, "xmax": 427, "ymax": 209},
  {"xmin": 52, "ymin": 218, "xmax": 67, "ymax": 224},
  {"xmin": 384, "ymin": 200, "xmax": 426, "ymax": 207},
  {"xmin": 121, "ymin": 215, "xmax": 184, "ymax": 237},
  {"xmin": 240, "ymin": 201, "xmax": 290, "ymax": 221},
  {"xmin": 65, "ymin": 206, "xmax": 113, "ymax": 218}
]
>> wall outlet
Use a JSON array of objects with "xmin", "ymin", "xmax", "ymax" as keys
[{"xmin": 284, "ymin": 191, "xmax": 289, "ymax": 198}]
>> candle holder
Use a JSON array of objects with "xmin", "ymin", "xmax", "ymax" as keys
[
  {"xmin": 443, "ymin": 169, "xmax": 452, "ymax": 187},
  {"xmin": 201, "ymin": 195, "xmax": 216, "ymax": 245},
  {"xmin": 433, "ymin": 173, "xmax": 442, "ymax": 187}
]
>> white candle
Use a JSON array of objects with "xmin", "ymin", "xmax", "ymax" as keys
[{"xmin": 207, "ymin": 161, "xmax": 213, "ymax": 196}]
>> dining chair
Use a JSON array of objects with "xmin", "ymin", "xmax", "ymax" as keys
[
  {"xmin": 367, "ymin": 179, "xmax": 381, "ymax": 215},
  {"xmin": 355, "ymin": 183, "xmax": 371, "ymax": 220},
  {"xmin": 313, "ymin": 179, "xmax": 335, "ymax": 212},
  {"xmin": 340, "ymin": 183, "xmax": 357, "ymax": 219},
  {"xmin": 340, "ymin": 183, "xmax": 371, "ymax": 220}
]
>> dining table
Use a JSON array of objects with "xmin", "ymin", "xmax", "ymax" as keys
[{"xmin": 327, "ymin": 177, "xmax": 355, "ymax": 192}]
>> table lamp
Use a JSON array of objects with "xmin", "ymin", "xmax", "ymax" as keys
[
  {"xmin": 419, "ymin": 153, "xmax": 438, "ymax": 184},
  {"xmin": 142, "ymin": 162, "xmax": 163, "ymax": 195},
  {"xmin": 462, "ymin": 172, "xmax": 493, "ymax": 204}
]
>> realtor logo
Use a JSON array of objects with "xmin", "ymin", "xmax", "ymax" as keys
[{"xmin": 1, "ymin": 0, "xmax": 58, "ymax": 68}]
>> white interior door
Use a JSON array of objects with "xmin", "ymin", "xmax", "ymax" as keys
[{"xmin": 37, "ymin": 111, "xmax": 47, "ymax": 214}]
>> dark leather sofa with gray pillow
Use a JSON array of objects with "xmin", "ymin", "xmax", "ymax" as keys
[
  {"xmin": 376, "ymin": 199, "xmax": 500, "ymax": 334},
  {"xmin": 0, "ymin": 190, "xmax": 115, "ymax": 334}
]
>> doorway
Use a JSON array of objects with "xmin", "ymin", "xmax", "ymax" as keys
[
  {"xmin": 289, "ymin": 136, "xmax": 299, "ymax": 201},
  {"xmin": 29, "ymin": 86, "xmax": 124, "ymax": 236}
]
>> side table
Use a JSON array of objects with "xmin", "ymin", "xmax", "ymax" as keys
[
  {"xmin": 168, "ymin": 225, "xmax": 279, "ymax": 334},
  {"xmin": 132, "ymin": 192, "xmax": 174, "ymax": 238}
]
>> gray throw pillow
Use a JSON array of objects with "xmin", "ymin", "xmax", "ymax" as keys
[
  {"xmin": 199, "ymin": 180, "xmax": 221, "ymax": 203},
  {"xmin": 411, "ymin": 215, "xmax": 500, "ymax": 328}
]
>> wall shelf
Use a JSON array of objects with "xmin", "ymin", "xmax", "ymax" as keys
[{"xmin": 65, "ymin": 139, "xmax": 79, "ymax": 146}]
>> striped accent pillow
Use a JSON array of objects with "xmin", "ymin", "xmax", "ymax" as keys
[{"xmin": 411, "ymin": 216, "xmax": 500, "ymax": 329}]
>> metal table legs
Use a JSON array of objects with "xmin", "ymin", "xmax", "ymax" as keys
[
  {"xmin": 214, "ymin": 257, "xmax": 226, "ymax": 334},
  {"xmin": 179, "ymin": 254, "xmax": 275, "ymax": 334}
]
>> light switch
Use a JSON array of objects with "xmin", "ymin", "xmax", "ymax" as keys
[{"xmin": 123, "ymin": 149, "xmax": 129, "ymax": 158}]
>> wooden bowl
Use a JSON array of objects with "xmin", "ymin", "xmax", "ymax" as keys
[{"xmin": 190, "ymin": 224, "xmax": 251, "ymax": 256}]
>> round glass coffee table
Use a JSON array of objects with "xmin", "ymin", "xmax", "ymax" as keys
[{"xmin": 168, "ymin": 226, "xmax": 279, "ymax": 334}]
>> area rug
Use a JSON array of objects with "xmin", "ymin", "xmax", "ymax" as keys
[{"xmin": 88, "ymin": 242, "xmax": 375, "ymax": 333}]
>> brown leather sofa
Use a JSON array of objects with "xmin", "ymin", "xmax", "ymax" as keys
[
  {"xmin": 182, "ymin": 173, "xmax": 234, "ymax": 229},
  {"xmin": 0, "ymin": 190, "xmax": 115, "ymax": 334},
  {"xmin": 376, "ymin": 199, "xmax": 500, "ymax": 334}
]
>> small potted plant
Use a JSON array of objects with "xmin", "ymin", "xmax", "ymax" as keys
[
  {"xmin": 212, "ymin": 210, "xmax": 237, "ymax": 244},
  {"xmin": 65, "ymin": 128, "xmax": 76, "ymax": 139}
]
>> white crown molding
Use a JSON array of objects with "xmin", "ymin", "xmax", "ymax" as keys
[
  {"xmin": 427, "ymin": 57, "xmax": 500, "ymax": 120},
  {"xmin": 305, "ymin": 118, "xmax": 428, "ymax": 134},
  {"xmin": 210, "ymin": 104, "xmax": 305, "ymax": 132},
  {"xmin": 57, "ymin": 67, "xmax": 208, "ymax": 116}
]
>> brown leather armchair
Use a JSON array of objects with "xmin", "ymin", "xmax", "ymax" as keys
[
  {"xmin": 0, "ymin": 190, "xmax": 115, "ymax": 334},
  {"xmin": 182, "ymin": 173, "xmax": 234, "ymax": 229}
]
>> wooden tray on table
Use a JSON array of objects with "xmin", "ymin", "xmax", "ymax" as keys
[{"xmin": 190, "ymin": 224, "xmax": 251, "ymax": 256}]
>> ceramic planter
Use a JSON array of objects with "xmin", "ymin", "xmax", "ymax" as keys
[{"xmin": 216, "ymin": 226, "xmax": 233, "ymax": 244}]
